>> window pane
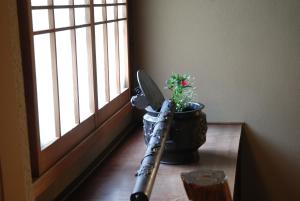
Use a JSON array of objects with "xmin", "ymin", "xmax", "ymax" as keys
[
  {"xmin": 75, "ymin": 8, "xmax": 90, "ymax": 25},
  {"xmin": 106, "ymin": 0, "xmax": 115, "ymax": 3},
  {"xmin": 118, "ymin": 5, "xmax": 126, "ymax": 19},
  {"xmin": 33, "ymin": 34, "xmax": 58, "ymax": 148},
  {"xmin": 76, "ymin": 27, "xmax": 95, "ymax": 121},
  {"xmin": 32, "ymin": 9, "xmax": 50, "ymax": 31},
  {"xmin": 117, "ymin": 0, "xmax": 126, "ymax": 3},
  {"xmin": 74, "ymin": 0, "xmax": 89, "ymax": 4},
  {"xmin": 95, "ymin": 25, "xmax": 108, "ymax": 108},
  {"xmin": 54, "ymin": 9, "xmax": 72, "ymax": 28},
  {"xmin": 118, "ymin": 20, "xmax": 128, "ymax": 91},
  {"xmin": 53, "ymin": 0, "xmax": 71, "ymax": 5},
  {"xmin": 56, "ymin": 30, "xmax": 78, "ymax": 135},
  {"xmin": 107, "ymin": 22, "xmax": 119, "ymax": 100},
  {"xmin": 31, "ymin": 0, "xmax": 48, "ymax": 6},
  {"xmin": 106, "ymin": 6, "xmax": 116, "ymax": 21},
  {"xmin": 94, "ymin": 7, "xmax": 104, "ymax": 22},
  {"xmin": 94, "ymin": 0, "xmax": 104, "ymax": 4}
]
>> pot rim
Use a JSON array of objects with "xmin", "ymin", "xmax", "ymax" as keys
[{"xmin": 145, "ymin": 102, "xmax": 205, "ymax": 114}]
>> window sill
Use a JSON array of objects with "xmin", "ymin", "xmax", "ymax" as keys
[{"xmin": 32, "ymin": 102, "xmax": 133, "ymax": 201}]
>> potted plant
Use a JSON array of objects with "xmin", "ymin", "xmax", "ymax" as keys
[
  {"xmin": 143, "ymin": 73, "xmax": 207, "ymax": 164},
  {"xmin": 166, "ymin": 73, "xmax": 196, "ymax": 112}
]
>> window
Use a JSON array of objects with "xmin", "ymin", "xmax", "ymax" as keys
[{"xmin": 22, "ymin": 0, "xmax": 130, "ymax": 176}]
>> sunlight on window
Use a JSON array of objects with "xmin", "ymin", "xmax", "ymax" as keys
[
  {"xmin": 94, "ymin": 0, "xmax": 104, "ymax": 4},
  {"xmin": 54, "ymin": 9, "xmax": 72, "ymax": 28},
  {"xmin": 107, "ymin": 22, "xmax": 119, "ymax": 100},
  {"xmin": 31, "ymin": 0, "xmax": 48, "ymax": 6},
  {"xmin": 56, "ymin": 30, "xmax": 78, "ymax": 135},
  {"xmin": 106, "ymin": 6, "xmax": 116, "ymax": 21},
  {"xmin": 32, "ymin": 10, "xmax": 50, "ymax": 31},
  {"xmin": 106, "ymin": 0, "xmax": 115, "ymax": 3},
  {"xmin": 76, "ymin": 28, "xmax": 95, "ymax": 121},
  {"xmin": 75, "ymin": 8, "xmax": 90, "ymax": 25},
  {"xmin": 34, "ymin": 34, "xmax": 58, "ymax": 148},
  {"xmin": 30, "ymin": 0, "xmax": 129, "ymax": 150},
  {"xmin": 53, "ymin": 0, "xmax": 71, "ymax": 5},
  {"xmin": 74, "ymin": 0, "xmax": 90, "ymax": 5},
  {"xmin": 118, "ymin": 5, "xmax": 126, "ymax": 19},
  {"xmin": 95, "ymin": 24, "xmax": 108, "ymax": 108},
  {"xmin": 94, "ymin": 7, "xmax": 105, "ymax": 22},
  {"xmin": 118, "ymin": 20, "xmax": 128, "ymax": 91}
]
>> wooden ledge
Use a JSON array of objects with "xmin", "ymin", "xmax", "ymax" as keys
[{"xmin": 66, "ymin": 124, "xmax": 242, "ymax": 201}]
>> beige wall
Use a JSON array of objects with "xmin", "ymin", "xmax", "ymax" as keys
[
  {"xmin": 0, "ymin": 0, "xmax": 33, "ymax": 201},
  {"xmin": 131, "ymin": 0, "xmax": 300, "ymax": 200}
]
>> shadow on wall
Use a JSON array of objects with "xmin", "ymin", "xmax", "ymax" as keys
[
  {"xmin": 239, "ymin": 125, "xmax": 269, "ymax": 201},
  {"xmin": 240, "ymin": 124, "xmax": 300, "ymax": 201}
]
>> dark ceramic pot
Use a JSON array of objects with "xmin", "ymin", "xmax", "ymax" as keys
[{"xmin": 143, "ymin": 102, "xmax": 207, "ymax": 164}]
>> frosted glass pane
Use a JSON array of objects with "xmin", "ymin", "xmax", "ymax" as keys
[
  {"xmin": 53, "ymin": 0, "xmax": 71, "ymax": 5},
  {"xmin": 106, "ymin": 6, "xmax": 116, "ymax": 21},
  {"xmin": 76, "ymin": 28, "xmax": 95, "ymax": 121},
  {"xmin": 94, "ymin": 7, "xmax": 104, "ymax": 22},
  {"xmin": 95, "ymin": 25, "xmax": 108, "ymax": 108},
  {"xmin": 107, "ymin": 22, "xmax": 119, "ymax": 100},
  {"xmin": 94, "ymin": 0, "xmax": 104, "ymax": 4},
  {"xmin": 56, "ymin": 30, "xmax": 77, "ymax": 135},
  {"xmin": 32, "ymin": 9, "xmax": 50, "ymax": 31},
  {"xmin": 31, "ymin": 0, "xmax": 48, "ymax": 6},
  {"xmin": 118, "ymin": 20, "xmax": 128, "ymax": 91},
  {"xmin": 74, "ymin": 0, "xmax": 89, "ymax": 4},
  {"xmin": 75, "ymin": 8, "xmax": 90, "ymax": 25},
  {"xmin": 33, "ymin": 34, "xmax": 58, "ymax": 148},
  {"xmin": 54, "ymin": 9, "xmax": 72, "ymax": 28},
  {"xmin": 106, "ymin": 0, "xmax": 115, "ymax": 3},
  {"xmin": 118, "ymin": 5, "xmax": 126, "ymax": 19}
]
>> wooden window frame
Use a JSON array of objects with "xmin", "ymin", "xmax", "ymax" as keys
[
  {"xmin": 17, "ymin": 0, "xmax": 131, "ymax": 178},
  {"xmin": 0, "ymin": 161, "xmax": 3, "ymax": 201}
]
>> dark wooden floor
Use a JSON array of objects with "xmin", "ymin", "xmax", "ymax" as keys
[{"xmin": 65, "ymin": 124, "xmax": 241, "ymax": 201}]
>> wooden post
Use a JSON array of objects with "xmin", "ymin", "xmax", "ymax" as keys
[{"xmin": 181, "ymin": 169, "xmax": 232, "ymax": 201}]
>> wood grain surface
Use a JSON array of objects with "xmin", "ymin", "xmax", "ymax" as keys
[
  {"xmin": 0, "ymin": 161, "xmax": 4, "ymax": 201},
  {"xmin": 66, "ymin": 124, "xmax": 241, "ymax": 201}
]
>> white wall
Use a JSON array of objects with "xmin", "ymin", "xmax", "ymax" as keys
[{"xmin": 131, "ymin": 0, "xmax": 300, "ymax": 200}]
